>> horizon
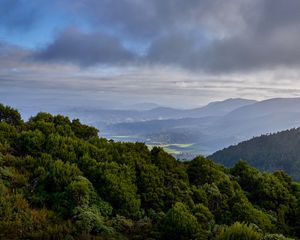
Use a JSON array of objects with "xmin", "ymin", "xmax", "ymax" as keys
[{"xmin": 2, "ymin": 95, "xmax": 300, "ymax": 126}]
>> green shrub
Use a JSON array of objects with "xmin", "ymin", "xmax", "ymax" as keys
[{"xmin": 215, "ymin": 222, "xmax": 263, "ymax": 240}]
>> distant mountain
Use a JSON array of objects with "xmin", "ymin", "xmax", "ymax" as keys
[
  {"xmin": 209, "ymin": 98, "xmax": 300, "ymax": 142},
  {"xmin": 185, "ymin": 98, "xmax": 257, "ymax": 117},
  {"xmin": 126, "ymin": 102, "xmax": 161, "ymax": 110},
  {"xmin": 101, "ymin": 98, "xmax": 255, "ymax": 129},
  {"xmin": 105, "ymin": 117, "xmax": 217, "ymax": 136},
  {"xmin": 103, "ymin": 97, "xmax": 300, "ymax": 157},
  {"xmin": 208, "ymin": 127, "xmax": 300, "ymax": 180},
  {"xmin": 221, "ymin": 97, "xmax": 300, "ymax": 120},
  {"xmin": 66, "ymin": 98, "xmax": 256, "ymax": 126}
]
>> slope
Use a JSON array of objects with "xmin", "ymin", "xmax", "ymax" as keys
[{"xmin": 209, "ymin": 127, "xmax": 300, "ymax": 181}]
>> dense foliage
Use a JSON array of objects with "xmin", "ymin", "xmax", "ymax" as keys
[
  {"xmin": 0, "ymin": 103, "xmax": 299, "ymax": 239},
  {"xmin": 208, "ymin": 128, "xmax": 300, "ymax": 181}
]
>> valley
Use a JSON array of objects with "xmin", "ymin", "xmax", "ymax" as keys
[{"xmin": 64, "ymin": 97, "xmax": 300, "ymax": 159}]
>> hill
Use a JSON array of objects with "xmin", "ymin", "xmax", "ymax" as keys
[
  {"xmin": 185, "ymin": 98, "xmax": 257, "ymax": 117},
  {"xmin": 0, "ymin": 103, "xmax": 299, "ymax": 239},
  {"xmin": 209, "ymin": 127, "xmax": 300, "ymax": 181},
  {"xmin": 211, "ymin": 98, "xmax": 300, "ymax": 139}
]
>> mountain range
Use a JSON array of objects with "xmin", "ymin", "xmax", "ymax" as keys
[{"xmin": 50, "ymin": 97, "xmax": 300, "ymax": 158}]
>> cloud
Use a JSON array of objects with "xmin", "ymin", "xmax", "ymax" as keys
[
  {"xmin": 146, "ymin": 31, "xmax": 206, "ymax": 70},
  {"xmin": 3, "ymin": 38, "xmax": 300, "ymax": 110},
  {"xmin": 3, "ymin": 0, "xmax": 300, "ymax": 73},
  {"xmin": 198, "ymin": 0, "xmax": 300, "ymax": 72},
  {"xmin": 35, "ymin": 28, "xmax": 137, "ymax": 66},
  {"xmin": 70, "ymin": 0, "xmax": 211, "ymax": 39},
  {"xmin": 0, "ymin": 42, "xmax": 31, "ymax": 72},
  {"xmin": 69, "ymin": 0, "xmax": 249, "ymax": 42},
  {"xmin": 141, "ymin": 0, "xmax": 300, "ymax": 72}
]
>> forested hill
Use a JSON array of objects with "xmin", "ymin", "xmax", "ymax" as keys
[
  {"xmin": 209, "ymin": 127, "xmax": 300, "ymax": 181},
  {"xmin": 0, "ymin": 103, "xmax": 300, "ymax": 240}
]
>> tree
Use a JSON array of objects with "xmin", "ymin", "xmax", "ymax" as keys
[
  {"xmin": 17, "ymin": 130, "xmax": 45, "ymax": 156},
  {"xmin": 187, "ymin": 156, "xmax": 226, "ymax": 186},
  {"xmin": 71, "ymin": 119, "xmax": 99, "ymax": 140},
  {"xmin": 162, "ymin": 202, "xmax": 206, "ymax": 240},
  {"xmin": 0, "ymin": 104, "xmax": 22, "ymax": 126}
]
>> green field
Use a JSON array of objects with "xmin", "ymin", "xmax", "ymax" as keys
[
  {"xmin": 147, "ymin": 143, "xmax": 194, "ymax": 154},
  {"xmin": 108, "ymin": 136, "xmax": 212, "ymax": 158}
]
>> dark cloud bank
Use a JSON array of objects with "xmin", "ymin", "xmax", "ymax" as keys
[
  {"xmin": 35, "ymin": 28, "xmax": 136, "ymax": 66},
  {"xmin": 4, "ymin": 0, "xmax": 300, "ymax": 73}
]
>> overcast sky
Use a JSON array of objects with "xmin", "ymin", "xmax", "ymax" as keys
[{"xmin": 1, "ymin": 0, "xmax": 300, "ymax": 112}]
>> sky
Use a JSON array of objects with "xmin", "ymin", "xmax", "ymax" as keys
[{"xmin": 2, "ymin": 0, "xmax": 300, "ymax": 112}]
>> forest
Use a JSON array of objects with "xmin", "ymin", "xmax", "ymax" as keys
[
  {"xmin": 209, "ymin": 128, "xmax": 300, "ymax": 181},
  {"xmin": 0, "ymin": 103, "xmax": 300, "ymax": 240}
]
